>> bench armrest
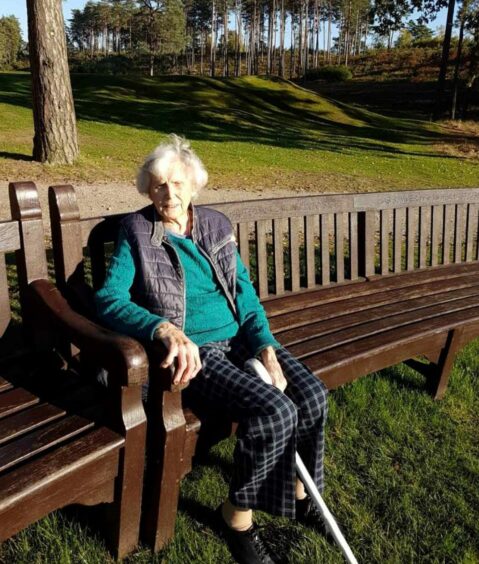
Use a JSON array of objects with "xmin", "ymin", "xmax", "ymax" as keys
[{"xmin": 29, "ymin": 278, "xmax": 148, "ymax": 388}]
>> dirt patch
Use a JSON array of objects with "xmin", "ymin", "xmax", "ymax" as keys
[{"xmin": 434, "ymin": 120, "xmax": 479, "ymax": 160}]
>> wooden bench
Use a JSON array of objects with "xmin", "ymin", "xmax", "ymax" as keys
[
  {"xmin": 47, "ymin": 184, "xmax": 479, "ymax": 551},
  {"xmin": 0, "ymin": 182, "xmax": 148, "ymax": 559}
]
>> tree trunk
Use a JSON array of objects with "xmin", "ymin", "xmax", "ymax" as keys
[
  {"xmin": 451, "ymin": 3, "xmax": 467, "ymax": 119},
  {"xmin": 313, "ymin": 0, "xmax": 319, "ymax": 69},
  {"xmin": 327, "ymin": 2, "xmax": 332, "ymax": 63},
  {"xmin": 298, "ymin": 2, "xmax": 303, "ymax": 74},
  {"xmin": 303, "ymin": 0, "xmax": 309, "ymax": 76},
  {"xmin": 462, "ymin": 26, "xmax": 479, "ymax": 119},
  {"xmin": 433, "ymin": 0, "xmax": 456, "ymax": 119},
  {"xmin": 267, "ymin": 0, "xmax": 272, "ymax": 74},
  {"xmin": 211, "ymin": 0, "xmax": 217, "ymax": 76},
  {"xmin": 290, "ymin": 16, "xmax": 295, "ymax": 79},
  {"xmin": 223, "ymin": 1, "xmax": 229, "ymax": 76},
  {"xmin": 278, "ymin": 0, "xmax": 285, "ymax": 76},
  {"xmin": 26, "ymin": 0, "xmax": 79, "ymax": 164}
]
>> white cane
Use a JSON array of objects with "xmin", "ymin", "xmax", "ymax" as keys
[{"xmin": 244, "ymin": 358, "xmax": 358, "ymax": 564}]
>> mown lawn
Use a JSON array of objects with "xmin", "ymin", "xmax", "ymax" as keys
[
  {"xmin": 1, "ymin": 335, "xmax": 478, "ymax": 563},
  {"xmin": 0, "ymin": 72, "xmax": 477, "ymax": 191}
]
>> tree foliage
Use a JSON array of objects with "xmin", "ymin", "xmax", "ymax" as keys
[
  {"xmin": 64, "ymin": 0, "xmax": 473, "ymax": 84},
  {"xmin": 0, "ymin": 16, "xmax": 22, "ymax": 69}
]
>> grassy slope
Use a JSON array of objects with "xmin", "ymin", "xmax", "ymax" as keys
[{"xmin": 0, "ymin": 71, "xmax": 477, "ymax": 191}]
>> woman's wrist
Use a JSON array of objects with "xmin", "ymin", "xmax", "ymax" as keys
[
  {"xmin": 259, "ymin": 346, "xmax": 276, "ymax": 360},
  {"xmin": 154, "ymin": 321, "xmax": 175, "ymax": 340}
]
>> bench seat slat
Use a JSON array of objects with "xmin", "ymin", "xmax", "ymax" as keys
[
  {"xmin": 0, "ymin": 427, "xmax": 123, "ymax": 507},
  {"xmin": 0, "ymin": 414, "xmax": 95, "ymax": 473},
  {"xmin": 302, "ymin": 305, "xmax": 479, "ymax": 375},
  {"xmin": 0, "ymin": 403, "xmax": 66, "ymax": 446},
  {"xmin": 270, "ymin": 272, "xmax": 479, "ymax": 332},
  {"xmin": 0, "ymin": 389, "xmax": 39, "ymax": 420},
  {"xmin": 264, "ymin": 261, "xmax": 479, "ymax": 316},
  {"xmin": 0, "ymin": 427, "xmax": 123, "ymax": 540},
  {"xmin": 278, "ymin": 284, "xmax": 479, "ymax": 346},
  {"xmin": 0, "ymin": 378, "xmax": 12, "ymax": 393},
  {"xmin": 286, "ymin": 293, "xmax": 479, "ymax": 358}
]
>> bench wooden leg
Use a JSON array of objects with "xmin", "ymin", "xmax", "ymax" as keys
[
  {"xmin": 105, "ymin": 385, "xmax": 147, "ymax": 559},
  {"xmin": 428, "ymin": 328, "xmax": 464, "ymax": 400},
  {"xmin": 405, "ymin": 328, "xmax": 464, "ymax": 400},
  {"xmin": 142, "ymin": 389, "xmax": 187, "ymax": 552}
]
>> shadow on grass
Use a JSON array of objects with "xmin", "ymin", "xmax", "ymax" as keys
[
  {"xmin": 0, "ymin": 151, "xmax": 32, "ymax": 162},
  {"xmin": 307, "ymin": 78, "xmax": 479, "ymax": 122},
  {"xmin": 362, "ymin": 362, "xmax": 435, "ymax": 398},
  {"xmin": 0, "ymin": 72, "xmax": 470, "ymax": 160}
]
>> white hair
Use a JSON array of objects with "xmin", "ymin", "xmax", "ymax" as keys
[{"xmin": 136, "ymin": 134, "xmax": 208, "ymax": 199}]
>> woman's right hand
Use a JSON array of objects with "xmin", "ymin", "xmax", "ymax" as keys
[{"xmin": 154, "ymin": 322, "xmax": 202, "ymax": 385}]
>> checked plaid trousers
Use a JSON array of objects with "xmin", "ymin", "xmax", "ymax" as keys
[{"xmin": 183, "ymin": 336, "xmax": 329, "ymax": 519}]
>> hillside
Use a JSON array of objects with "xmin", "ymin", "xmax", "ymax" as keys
[{"xmin": 0, "ymin": 72, "xmax": 477, "ymax": 191}]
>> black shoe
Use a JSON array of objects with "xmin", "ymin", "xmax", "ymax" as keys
[
  {"xmin": 215, "ymin": 506, "xmax": 276, "ymax": 564},
  {"xmin": 295, "ymin": 496, "xmax": 337, "ymax": 539}
]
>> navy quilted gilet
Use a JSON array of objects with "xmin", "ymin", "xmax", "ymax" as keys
[{"xmin": 120, "ymin": 204, "xmax": 237, "ymax": 330}]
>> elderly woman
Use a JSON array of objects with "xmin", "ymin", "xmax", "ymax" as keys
[{"xmin": 95, "ymin": 135, "xmax": 329, "ymax": 564}]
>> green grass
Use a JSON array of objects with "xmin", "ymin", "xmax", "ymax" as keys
[
  {"xmin": 0, "ymin": 72, "xmax": 477, "ymax": 191},
  {"xmin": 1, "ymin": 341, "xmax": 478, "ymax": 563}
]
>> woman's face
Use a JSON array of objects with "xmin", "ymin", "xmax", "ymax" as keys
[{"xmin": 148, "ymin": 160, "xmax": 194, "ymax": 225}]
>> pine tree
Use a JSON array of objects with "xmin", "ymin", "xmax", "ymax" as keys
[{"xmin": 27, "ymin": 0, "xmax": 79, "ymax": 164}]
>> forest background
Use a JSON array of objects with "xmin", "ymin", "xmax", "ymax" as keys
[{"xmin": 1, "ymin": 0, "xmax": 478, "ymax": 117}]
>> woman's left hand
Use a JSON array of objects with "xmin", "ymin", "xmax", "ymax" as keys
[{"xmin": 260, "ymin": 346, "xmax": 287, "ymax": 392}]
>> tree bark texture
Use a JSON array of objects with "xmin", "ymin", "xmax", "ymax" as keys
[
  {"xmin": 27, "ymin": 0, "xmax": 79, "ymax": 164},
  {"xmin": 433, "ymin": 0, "xmax": 456, "ymax": 120}
]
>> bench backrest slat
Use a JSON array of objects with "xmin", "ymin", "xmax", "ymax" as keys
[
  {"xmin": 236, "ymin": 222, "xmax": 249, "ymax": 272},
  {"xmin": 466, "ymin": 204, "xmax": 476, "ymax": 261},
  {"xmin": 304, "ymin": 215, "xmax": 315, "ymax": 288},
  {"xmin": 272, "ymin": 218, "xmax": 284, "ymax": 295},
  {"xmin": 255, "ymin": 219, "xmax": 269, "ymax": 299},
  {"xmin": 442, "ymin": 204, "xmax": 453, "ymax": 265},
  {"xmin": 334, "ymin": 213, "xmax": 345, "ymax": 283},
  {"xmin": 380, "ymin": 209, "xmax": 389, "ymax": 275},
  {"xmin": 406, "ymin": 207, "xmax": 415, "ymax": 271},
  {"xmin": 418, "ymin": 207, "xmax": 428, "ymax": 269},
  {"xmin": 349, "ymin": 212, "xmax": 358, "ymax": 280},
  {"xmin": 455, "ymin": 204, "xmax": 464, "ymax": 263},
  {"xmin": 319, "ymin": 214, "xmax": 330, "ymax": 285},
  {"xmin": 431, "ymin": 205, "xmax": 441, "ymax": 267},
  {"xmin": 393, "ymin": 208, "xmax": 404, "ymax": 273},
  {"xmin": 289, "ymin": 216, "xmax": 301, "ymax": 292}
]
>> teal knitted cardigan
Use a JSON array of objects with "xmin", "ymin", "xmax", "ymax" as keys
[{"xmin": 95, "ymin": 228, "xmax": 280, "ymax": 356}]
